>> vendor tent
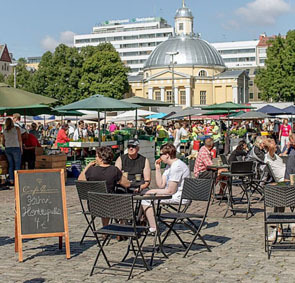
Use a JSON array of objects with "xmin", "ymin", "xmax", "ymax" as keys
[
  {"xmin": 0, "ymin": 83, "xmax": 56, "ymax": 107},
  {"xmin": 237, "ymin": 111, "xmax": 272, "ymax": 119},
  {"xmin": 257, "ymin": 105, "xmax": 286, "ymax": 115},
  {"xmin": 57, "ymin": 94, "xmax": 140, "ymax": 145}
]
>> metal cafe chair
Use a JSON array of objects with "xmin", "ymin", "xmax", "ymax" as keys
[
  {"xmin": 160, "ymin": 178, "xmax": 214, "ymax": 257},
  {"xmin": 220, "ymin": 154, "xmax": 229, "ymax": 165},
  {"xmin": 264, "ymin": 184, "xmax": 295, "ymax": 259},
  {"xmin": 88, "ymin": 192, "xmax": 150, "ymax": 280},
  {"xmin": 75, "ymin": 180, "xmax": 107, "ymax": 245}
]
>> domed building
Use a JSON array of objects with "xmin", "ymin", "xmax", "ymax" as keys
[{"xmin": 129, "ymin": 1, "xmax": 249, "ymax": 106}]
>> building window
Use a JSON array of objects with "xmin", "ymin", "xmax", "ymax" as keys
[
  {"xmin": 179, "ymin": 23, "xmax": 184, "ymax": 31},
  {"xmin": 180, "ymin": 91, "xmax": 186, "ymax": 105},
  {"xmin": 155, "ymin": 91, "xmax": 161, "ymax": 101},
  {"xmin": 198, "ymin": 70, "xmax": 207, "ymax": 77},
  {"xmin": 166, "ymin": 91, "xmax": 172, "ymax": 103},
  {"xmin": 249, "ymin": 80, "xmax": 254, "ymax": 86},
  {"xmin": 258, "ymin": 93, "xmax": 261, "ymax": 99},
  {"xmin": 250, "ymin": 93, "xmax": 254, "ymax": 99},
  {"xmin": 200, "ymin": 91, "xmax": 206, "ymax": 105}
]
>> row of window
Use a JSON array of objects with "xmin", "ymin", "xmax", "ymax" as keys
[
  {"xmin": 94, "ymin": 25, "xmax": 171, "ymax": 34},
  {"xmin": 1, "ymin": 63, "xmax": 9, "ymax": 71},
  {"xmin": 223, "ymin": 57, "xmax": 256, "ymax": 63},
  {"xmin": 152, "ymin": 90, "xmax": 207, "ymax": 105},
  {"xmin": 249, "ymin": 92, "xmax": 261, "ymax": 99},
  {"xmin": 75, "ymin": 33, "xmax": 171, "ymax": 44},
  {"xmin": 218, "ymin": 48, "xmax": 256, "ymax": 55},
  {"xmin": 124, "ymin": 59, "xmax": 146, "ymax": 64},
  {"xmin": 120, "ymin": 50, "xmax": 152, "ymax": 57}
]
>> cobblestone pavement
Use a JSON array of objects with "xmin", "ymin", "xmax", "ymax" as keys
[{"xmin": 1, "ymin": 175, "xmax": 295, "ymax": 283}]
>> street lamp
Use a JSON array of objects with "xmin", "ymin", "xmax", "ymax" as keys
[
  {"xmin": 166, "ymin": 51, "xmax": 179, "ymax": 104},
  {"xmin": 9, "ymin": 63, "xmax": 18, "ymax": 88}
]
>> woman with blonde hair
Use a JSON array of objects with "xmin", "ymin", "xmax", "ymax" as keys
[{"xmin": 2, "ymin": 118, "xmax": 22, "ymax": 185}]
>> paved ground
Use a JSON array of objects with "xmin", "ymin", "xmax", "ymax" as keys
[{"xmin": 1, "ymin": 175, "xmax": 295, "ymax": 283}]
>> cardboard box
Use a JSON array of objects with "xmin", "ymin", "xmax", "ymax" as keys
[
  {"xmin": 36, "ymin": 154, "xmax": 67, "ymax": 162},
  {"xmin": 35, "ymin": 160, "xmax": 67, "ymax": 169}
]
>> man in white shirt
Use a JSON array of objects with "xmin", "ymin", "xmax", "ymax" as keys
[
  {"xmin": 142, "ymin": 143, "xmax": 190, "ymax": 232},
  {"xmin": 73, "ymin": 120, "xmax": 88, "ymax": 141}
]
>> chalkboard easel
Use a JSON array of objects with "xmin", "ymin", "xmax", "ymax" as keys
[{"xmin": 14, "ymin": 169, "xmax": 70, "ymax": 262}]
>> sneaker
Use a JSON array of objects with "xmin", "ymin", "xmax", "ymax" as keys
[
  {"xmin": 268, "ymin": 228, "xmax": 282, "ymax": 242},
  {"xmin": 148, "ymin": 227, "xmax": 157, "ymax": 236}
]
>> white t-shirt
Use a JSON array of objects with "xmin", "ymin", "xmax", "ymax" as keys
[
  {"xmin": 264, "ymin": 153, "xmax": 286, "ymax": 182},
  {"xmin": 174, "ymin": 129, "xmax": 181, "ymax": 144},
  {"xmin": 163, "ymin": 159, "xmax": 190, "ymax": 202},
  {"xmin": 179, "ymin": 127, "xmax": 188, "ymax": 138},
  {"xmin": 73, "ymin": 128, "xmax": 87, "ymax": 141}
]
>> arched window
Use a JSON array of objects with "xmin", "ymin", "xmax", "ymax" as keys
[{"xmin": 198, "ymin": 70, "xmax": 207, "ymax": 77}]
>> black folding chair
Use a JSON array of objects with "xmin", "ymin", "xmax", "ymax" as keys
[
  {"xmin": 75, "ymin": 180, "xmax": 107, "ymax": 245},
  {"xmin": 220, "ymin": 154, "xmax": 229, "ymax": 165},
  {"xmin": 88, "ymin": 192, "xmax": 150, "ymax": 280},
  {"xmin": 264, "ymin": 184, "xmax": 295, "ymax": 259},
  {"xmin": 160, "ymin": 178, "xmax": 214, "ymax": 257}
]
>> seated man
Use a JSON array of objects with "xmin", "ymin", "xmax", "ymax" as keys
[
  {"xmin": 284, "ymin": 134, "xmax": 295, "ymax": 180},
  {"xmin": 142, "ymin": 143, "xmax": 190, "ymax": 232},
  {"xmin": 194, "ymin": 138, "xmax": 226, "ymax": 196},
  {"xmin": 115, "ymin": 139, "xmax": 151, "ymax": 192},
  {"xmin": 21, "ymin": 129, "xmax": 41, "ymax": 169}
]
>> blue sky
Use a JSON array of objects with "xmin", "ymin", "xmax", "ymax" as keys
[{"xmin": 1, "ymin": 0, "xmax": 294, "ymax": 59}]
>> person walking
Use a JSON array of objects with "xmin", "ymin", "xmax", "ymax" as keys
[
  {"xmin": 2, "ymin": 118, "xmax": 22, "ymax": 186},
  {"xmin": 279, "ymin": 119, "xmax": 291, "ymax": 151}
]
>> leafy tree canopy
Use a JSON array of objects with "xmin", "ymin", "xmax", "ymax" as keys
[{"xmin": 255, "ymin": 30, "xmax": 295, "ymax": 102}]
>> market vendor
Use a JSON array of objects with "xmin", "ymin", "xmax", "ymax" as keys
[
  {"xmin": 21, "ymin": 128, "xmax": 41, "ymax": 169},
  {"xmin": 115, "ymin": 139, "xmax": 151, "ymax": 192},
  {"xmin": 55, "ymin": 124, "xmax": 70, "ymax": 153}
]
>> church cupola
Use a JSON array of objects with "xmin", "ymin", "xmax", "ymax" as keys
[{"xmin": 175, "ymin": 0, "xmax": 194, "ymax": 36}]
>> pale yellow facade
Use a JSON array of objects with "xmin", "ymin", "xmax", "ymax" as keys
[{"xmin": 130, "ymin": 66, "xmax": 248, "ymax": 107}]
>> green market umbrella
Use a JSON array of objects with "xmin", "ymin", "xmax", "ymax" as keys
[
  {"xmin": 57, "ymin": 94, "xmax": 141, "ymax": 145},
  {"xmin": 201, "ymin": 102, "xmax": 255, "ymax": 111},
  {"xmin": 0, "ymin": 83, "xmax": 56, "ymax": 107},
  {"xmin": 228, "ymin": 111, "xmax": 245, "ymax": 118},
  {"xmin": 122, "ymin": 96, "xmax": 173, "ymax": 107},
  {"xmin": 204, "ymin": 110, "xmax": 237, "ymax": 115},
  {"xmin": 0, "ymin": 104, "xmax": 54, "ymax": 116}
]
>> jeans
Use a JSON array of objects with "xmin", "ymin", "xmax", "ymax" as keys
[
  {"xmin": 281, "ymin": 136, "xmax": 289, "ymax": 151},
  {"xmin": 5, "ymin": 147, "xmax": 22, "ymax": 182}
]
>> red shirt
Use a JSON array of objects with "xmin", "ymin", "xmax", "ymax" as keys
[
  {"xmin": 194, "ymin": 145, "xmax": 213, "ymax": 177},
  {"xmin": 55, "ymin": 129, "xmax": 70, "ymax": 153},
  {"xmin": 24, "ymin": 133, "xmax": 41, "ymax": 148},
  {"xmin": 280, "ymin": 124, "xmax": 291, "ymax": 137}
]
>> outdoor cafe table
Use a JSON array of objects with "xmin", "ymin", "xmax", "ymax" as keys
[
  {"xmin": 133, "ymin": 194, "xmax": 172, "ymax": 266},
  {"xmin": 220, "ymin": 171, "xmax": 254, "ymax": 219}
]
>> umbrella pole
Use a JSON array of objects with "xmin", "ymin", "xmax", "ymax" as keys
[
  {"xmin": 135, "ymin": 109, "xmax": 138, "ymax": 137},
  {"xmin": 104, "ymin": 110, "xmax": 106, "ymax": 132},
  {"xmin": 98, "ymin": 111, "xmax": 101, "ymax": 146},
  {"xmin": 189, "ymin": 115, "xmax": 191, "ymax": 126}
]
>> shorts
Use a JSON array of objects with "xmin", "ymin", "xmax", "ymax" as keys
[{"xmin": 198, "ymin": 170, "xmax": 214, "ymax": 179}]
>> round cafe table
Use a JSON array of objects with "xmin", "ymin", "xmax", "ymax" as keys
[{"xmin": 133, "ymin": 193, "xmax": 172, "ymax": 266}]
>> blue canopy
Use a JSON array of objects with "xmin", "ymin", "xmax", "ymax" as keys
[
  {"xmin": 257, "ymin": 105, "xmax": 286, "ymax": 115},
  {"xmin": 145, "ymin": 112, "xmax": 167, "ymax": 119},
  {"xmin": 33, "ymin": 115, "xmax": 55, "ymax": 120},
  {"xmin": 283, "ymin": 105, "xmax": 295, "ymax": 115}
]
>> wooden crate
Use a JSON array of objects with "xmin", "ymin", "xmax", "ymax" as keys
[
  {"xmin": 36, "ymin": 154, "xmax": 67, "ymax": 162},
  {"xmin": 0, "ymin": 160, "xmax": 8, "ymax": 168},
  {"xmin": 35, "ymin": 160, "xmax": 67, "ymax": 169},
  {"xmin": 35, "ymin": 147, "xmax": 44, "ymax": 156}
]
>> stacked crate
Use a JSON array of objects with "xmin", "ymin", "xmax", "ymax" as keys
[
  {"xmin": 0, "ymin": 154, "xmax": 8, "ymax": 176},
  {"xmin": 35, "ymin": 154, "xmax": 67, "ymax": 182}
]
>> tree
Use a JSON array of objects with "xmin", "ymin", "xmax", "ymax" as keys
[
  {"xmin": 255, "ymin": 30, "xmax": 295, "ymax": 102},
  {"xmin": 6, "ymin": 58, "xmax": 34, "ymax": 91},
  {"xmin": 79, "ymin": 43, "xmax": 130, "ymax": 99},
  {"xmin": 0, "ymin": 73, "xmax": 5, "ymax": 83}
]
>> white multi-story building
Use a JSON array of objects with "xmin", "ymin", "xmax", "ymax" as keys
[
  {"xmin": 74, "ymin": 17, "xmax": 173, "ymax": 76},
  {"xmin": 211, "ymin": 40, "xmax": 259, "ymax": 69}
]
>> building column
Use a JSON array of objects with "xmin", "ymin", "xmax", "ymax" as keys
[
  {"xmin": 160, "ymin": 87, "xmax": 165, "ymax": 102},
  {"xmin": 185, "ymin": 86, "xmax": 191, "ymax": 107},
  {"xmin": 148, "ymin": 87, "xmax": 153, "ymax": 100},
  {"xmin": 174, "ymin": 87, "xmax": 179, "ymax": 105},
  {"xmin": 232, "ymin": 86, "xmax": 238, "ymax": 103}
]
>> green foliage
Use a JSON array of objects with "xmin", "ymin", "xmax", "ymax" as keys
[
  {"xmin": 11, "ymin": 43, "xmax": 130, "ymax": 105},
  {"xmin": 230, "ymin": 129, "xmax": 247, "ymax": 138},
  {"xmin": 0, "ymin": 73, "xmax": 5, "ymax": 82},
  {"xmin": 255, "ymin": 30, "xmax": 295, "ymax": 102}
]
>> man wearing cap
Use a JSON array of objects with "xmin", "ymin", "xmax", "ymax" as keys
[{"xmin": 115, "ymin": 139, "xmax": 151, "ymax": 192}]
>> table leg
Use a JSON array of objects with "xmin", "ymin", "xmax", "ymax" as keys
[
  {"xmin": 149, "ymin": 199, "xmax": 168, "ymax": 267},
  {"xmin": 224, "ymin": 177, "xmax": 234, "ymax": 218}
]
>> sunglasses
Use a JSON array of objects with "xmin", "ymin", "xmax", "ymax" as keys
[
  {"xmin": 159, "ymin": 152, "xmax": 166, "ymax": 156},
  {"xmin": 127, "ymin": 145, "xmax": 137, "ymax": 149}
]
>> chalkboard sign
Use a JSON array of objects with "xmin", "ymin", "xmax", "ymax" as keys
[{"xmin": 15, "ymin": 169, "xmax": 70, "ymax": 262}]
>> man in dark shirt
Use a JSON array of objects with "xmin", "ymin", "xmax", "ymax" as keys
[
  {"xmin": 115, "ymin": 139, "xmax": 151, "ymax": 192},
  {"xmin": 21, "ymin": 130, "xmax": 41, "ymax": 169}
]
